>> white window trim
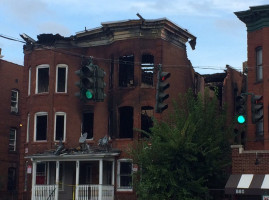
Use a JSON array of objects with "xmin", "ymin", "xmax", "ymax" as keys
[
  {"xmin": 11, "ymin": 89, "xmax": 19, "ymax": 113},
  {"xmin": 28, "ymin": 67, "xmax": 31, "ymax": 96},
  {"xmin": 34, "ymin": 112, "xmax": 48, "ymax": 142},
  {"xmin": 26, "ymin": 113, "xmax": 30, "ymax": 143},
  {"xmin": 35, "ymin": 64, "xmax": 49, "ymax": 94},
  {"xmin": 9, "ymin": 128, "xmax": 16, "ymax": 151},
  {"xmin": 117, "ymin": 159, "xmax": 133, "ymax": 192},
  {"xmin": 54, "ymin": 112, "xmax": 66, "ymax": 142},
  {"xmin": 55, "ymin": 64, "xmax": 68, "ymax": 93}
]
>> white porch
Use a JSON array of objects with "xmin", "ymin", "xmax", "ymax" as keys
[{"xmin": 29, "ymin": 153, "xmax": 119, "ymax": 200}]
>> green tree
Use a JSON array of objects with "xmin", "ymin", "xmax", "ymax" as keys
[{"xmin": 130, "ymin": 90, "xmax": 233, "ymax": 200}]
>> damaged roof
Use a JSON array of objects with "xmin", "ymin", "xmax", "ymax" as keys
[{"xmin": 21, "ymin": 17, "xmax": 196, "ymax": 50}]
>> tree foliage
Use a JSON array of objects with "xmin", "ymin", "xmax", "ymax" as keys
[{"xmin": 130, "ymin": 90, "xmax": 233, "ymax": 200}]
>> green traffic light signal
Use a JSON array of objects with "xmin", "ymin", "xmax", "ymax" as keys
[
  {"xmin": 237, "ymin": 115, "xmax": 246, "ymax": 124},
  {"xmin": 85, "ymin": 90, "xmax": 93, "ymax": 99}
]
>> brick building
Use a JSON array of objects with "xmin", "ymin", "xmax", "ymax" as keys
[
  {"xmin": 225, "ymin": 5, "xmax": 269, "ymax": 200},
  {"xmin": 0, "ymin": 54, "xmax": 23, "ymax": 199},
  {"xmin": 18, "ymin": 18, "xmax": 201, "ymax": 200}
]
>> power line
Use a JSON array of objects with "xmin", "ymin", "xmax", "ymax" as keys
[{"xmin": 0, "ymin": 33, "xmax": 243, "ymax": 72}]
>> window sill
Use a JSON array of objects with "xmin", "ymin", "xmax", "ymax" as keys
[
  {"xmin": 116, "ymin": 188, "xmax": 133, "ymax": 192},
  {"xmin": 255, "ymin": 80, "xmax": 263, "ymax": 84}
]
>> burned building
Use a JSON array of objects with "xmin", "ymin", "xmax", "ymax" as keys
[{"xmin": 18, "ymin": 17, "xmax": 200, "ymax": 200}]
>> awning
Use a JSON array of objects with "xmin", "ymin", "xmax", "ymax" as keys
[{"xmin": 225, "ymin": 174, "xmax": 269, "ymax": 195}]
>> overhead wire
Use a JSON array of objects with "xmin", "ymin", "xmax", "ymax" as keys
[{"xmin": 0, "ymin": 33, "xmax": 243, "ymax": 72}]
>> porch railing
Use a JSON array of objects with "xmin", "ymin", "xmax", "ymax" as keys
[
  {"xmin": 77, "ymin": 184, "xmax": 114, "ymax": 200},
  {"xmin": 32, "ymin": 185, "xmax": 56, "ymax": 200},
  {"xmin": 33, "ymin": 184, "xmax": 114, "ymax": 200}
]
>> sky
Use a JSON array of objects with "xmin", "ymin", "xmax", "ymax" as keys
[{"xmin": 0, "ymin": 0, "xmax": 268, "ymax": 74}]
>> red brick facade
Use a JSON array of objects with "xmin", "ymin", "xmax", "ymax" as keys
[
  {"xmin": 0, "ymin": 59, "xmax": 23, "ymax": 199},
  {"xmin": 17, "ymin": 19, "xmax": 200, "ymax": 200}
]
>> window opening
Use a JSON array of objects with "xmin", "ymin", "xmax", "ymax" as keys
[
  {"xmin": 55, "ymin": 113, "xmax": 66, "ymax": 141},
  {"xmin": 141, "ymin": 54, "xmax": 154, "ymax": 87},
  {"xmin": 82, "ymin": 112, "xmax": 94, "ymax": 139},
  {"xmin": 35, "ymin": 113, "xmax": 47, "ymax": 141},
  {"xmin": 9, "ymin": 128, "xmax": 16, "ymax": 151},
  {"xmin": 11, "ymin": 90, "xmax": 18, "ymax": 113},
  {"xmin": 119, "ymin": 55, "xmax": 134, "ymax": 87},
  {"xmin": 119, "ymin": 106, "xmax": 133, "ymax": 138},
  {"xmin": 256, "ymin": 47, "xmax": 262, "ymax": 81},
  {"xmin": 117, "ymin": 160, "xmax": 132, "ymax": 190},
  {"xmin": 141, "ymin": 106, "xmax": 153, "ymax": 138},
  {"xmin": 56, "ymin": 66, "xmax": 67, "ymax": 93},
  {"xmin": 26, "ymin": 114, "xmax": 30, "ymax": 143},
  {"xmin": 28, "ymin": 67, "xmax": 31, "ymax": 96},
  {"xmin": 36, "ymin": 66, "xmax": 49, "ymax": 93},
  {"xmin": 7, "ymin": 167, "xmax": 16, "ymax": 191},
  {"xmin": 109, "ymin": 56, "xmax": 114, "ymax": 89}
]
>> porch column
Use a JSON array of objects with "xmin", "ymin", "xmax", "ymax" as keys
[
  {"xmin": 75, "ymin": 160, "xmax": 80, "ymax": 200},
  {"xmin": 55, "ymin": 161, "xmax": 59, "ymax": 200},
  {"xmin": 112, "ymin": 159, "xmax": 115, "ymax": 185},
  {"xmin": 99, "ymin": 159, "xmax": 103, "ymax": 200},
  {"xmin": 31, "ymin": 161, "xmax": 37, "ymax": 200}
]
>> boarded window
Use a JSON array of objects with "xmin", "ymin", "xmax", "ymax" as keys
[
  {"xmin": 141, "ymin": 106, "xmax": 153, "ymax": 138},
  {"xmin": 119, "ymin": 55, "xmax": 134, "ymax": 87},
  {"xmin": 141, "ymin": 54, "xmax": 154, "ymax": 87},
  {"xmin": 82, "ymin": 112, "xmax": 94, "ymax": 139},
  {"xmin": 119, "ymin": 106, "xmax": 133, "ymax": 138},
  {"xmin": 37, "ymin": 66, "xmax": 49, "ymax": 93},
  {"xmin": 35, "ymin": 113, "xmax": 47, "ymax": 141}
]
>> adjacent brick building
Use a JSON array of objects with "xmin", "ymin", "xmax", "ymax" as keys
[
  {"xmin": 225, "ymin": 5, "xmax": 269, "ymax": 200},
  {"xmin": 0, "ymin": 54, "xmax": 23, "ymax": 200},
  {"xmin": 17, "ymin": 18, "xmax": 201, "ymax": 200}
]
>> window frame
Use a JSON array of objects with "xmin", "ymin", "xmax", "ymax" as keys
[
  {"xmin": 11, "ymin": 89, "xmax": 19, "ymax": 113},
  {"xmin": 82, "ymin": 112, "xmax": 94, "ymax": 140},
  {"xmin": 34, "ymin": 112, "xmax": 48, "ymax": 142},
  {"xmin": 36, "ymin": 64, "xmax": 49, "ymax": 94},
  {"xmin": 54, "ymin": 112, "xmax": 66, "ymax": 142},
  {"xmin": 117, "ymin": 159, "xmax": 133, "ymax": 191},
  {"xmin": 256, "ymin": 47, "xmax": 262, "ymax": 82},
  {"xmin": 55, "ymin": 64, "xmax": 68, "ymax": 93},
  {"xmin": 26, "ymin": 113, "xmax": 30, "ymax": 143},
  {"xmin": 9, "ymin": 128, "xmax": 16, "ymax": 152}
]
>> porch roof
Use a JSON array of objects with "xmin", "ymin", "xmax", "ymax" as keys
[{"xmin": 26, "ymin": 148, "xmax": 121, "ymax": 161}]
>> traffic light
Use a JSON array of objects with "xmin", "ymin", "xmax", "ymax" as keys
[
  {"xmin": 155, "ymin": 65, "xmax": 170, "ymax": 113},
  {"xmin": 235, "ymin": 95, "xmax": 246, "ymax": 124},
  {"xmin": 95, "ymin": 66, "xmax": 106, "ymax": 102},
  {"xmin": 251, "ymin": 95, "xmax": 263, "ymax": 123},
  {"xmin": 75, "ymin": 58, "xmax": 106, "ymax": 102},
  {"xmin": 75, "ymin": 58, "xmax": 96, "ymax": 101}
]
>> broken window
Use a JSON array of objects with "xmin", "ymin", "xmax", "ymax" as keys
[
  {"xmin": 9, "ymin": 128, "xmax": 16, "ymax": 151},
  {"xmin": 117, "ymin": 159, "xmax": 133, "ymax": 191},
  {"xmin": 7, "ymin": 167, "xmax": 16, "ymax": 191},
  {"xmin": 109, "ymin": 56, "xmax": 114, "ymax": 89},
  {"xmin": 56, "ymin": 65, "xmax": 67, "ymax": 93},
  {"xmin": 35, "ymin": 112, "xmax": 48, "ymax": 141},
  {"xmin": 141, "ymin": 54, "xmax": 154, "ymax": 87},
  {"xmin": 119, "ymin": 55, "xmax": 134, "ymax": 87},
  {"xmin": 82, "ymin": 112, "xmax": 94, "ymax": 139},
  {"xmin": 11, "ymin": 89, "xmax": 19, "ymax": 113},
  {"xmin": 55, "ymin": 112, "xmax": 66, "ymax": 141},
  {"xmin": 119, "ymin": 106, "xmax": 133, "ymax": 138},
  {"xmin": 141, "ymin": 106, "xmax": 153, "ymax": 138},
  {"xmin": 36, "ymin": 65, "xmax": 49, "ymax": 93}
]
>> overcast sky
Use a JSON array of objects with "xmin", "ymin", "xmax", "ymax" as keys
[{"xmin": 0, "ymin": 0, "xmax": 267, "ymax": 74}]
